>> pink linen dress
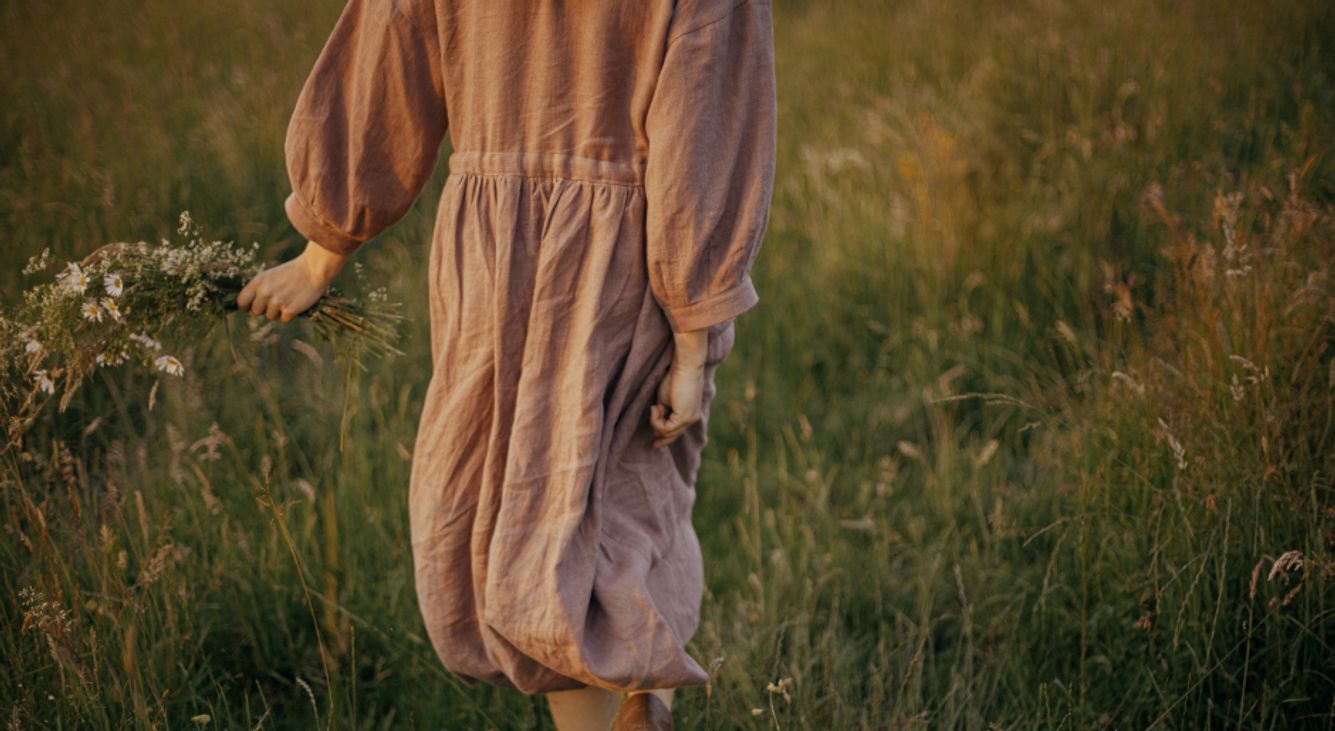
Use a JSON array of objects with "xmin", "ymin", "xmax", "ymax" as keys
[{"xmin": 281, "ymin": 0, "xmax": 776, "ymax": 694}]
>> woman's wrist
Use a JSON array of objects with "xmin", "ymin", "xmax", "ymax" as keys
[
  {"xmin": 301, "ymin": 239, "xmax": 350, "ymax": 284},
  {"xmin": 672, "ymin": 327, "xmax": 708, "ymax": 368}
]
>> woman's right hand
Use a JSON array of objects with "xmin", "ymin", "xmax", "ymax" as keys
[
  {"xmin": 649, "ymin": 328, "xmax": 708, "ymax": 448},
  {"xmin": 236, "ymin": 240, "xmax": 349, "ymax": 322}
]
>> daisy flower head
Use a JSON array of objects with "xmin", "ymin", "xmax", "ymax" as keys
[
  {"xmin": 81, "ymin": 299, "xmax": 103, "ymax": 322},
  {"xmin": 34, "ymin": 369, "xmax": 55, "ymax": 395},
  {"xmin": 154, "ymin": 354, "xmax": 184, "ymax": 376},
  {"xmin": 104, "ymin": 273, "xmax": 124, "ymax": 297},
  {"xmin": 101, "ymin": 297, "xmax": 122, "ymax": 321},
  {"xmin": 59, "ymin": 263, "xmax": 89, "ymax": 294}
]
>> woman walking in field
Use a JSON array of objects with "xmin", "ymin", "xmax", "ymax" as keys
[{"xmin": 235, "ymin": 0, "xmax": 776, "ymax": 727}]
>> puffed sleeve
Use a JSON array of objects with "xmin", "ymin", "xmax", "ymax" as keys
[
  {"xmin": 283, "ymin": 0, "xmax": 449, "ymax": 257},
  {"xmin": 643, "ymin": 0, "xmax": 777, "ymax": 333}
]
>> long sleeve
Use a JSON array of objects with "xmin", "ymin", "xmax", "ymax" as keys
[
  {"xmin": 643, "ymin": 0, "xmax": 777, "ymax": 334},
  {"xmin": 284, "ymin": 0, "xmax": 448, "ymax": 257}
]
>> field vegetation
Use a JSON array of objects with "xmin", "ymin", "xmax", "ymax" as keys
[{"xmin": 2, "ymin": 0, "xmax": 1332, "ymax": 727}]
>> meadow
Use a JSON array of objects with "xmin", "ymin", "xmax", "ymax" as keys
[{"xmin": 2, "ymin": 0, "xmax": 1333, "ymax": 727}]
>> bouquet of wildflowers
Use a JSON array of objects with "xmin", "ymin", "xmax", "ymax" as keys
[{"xmin": 0, "ymin": 212, "xmax": 405, "ymax": 452}]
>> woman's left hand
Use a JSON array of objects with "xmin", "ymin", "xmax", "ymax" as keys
[
  {"xmin": 649, "ymin": 327, "xmax": 709, "ymax": 448},
  {"xmin": 236, "ymin": 240, "xmax": 350, "ymax": 322}
]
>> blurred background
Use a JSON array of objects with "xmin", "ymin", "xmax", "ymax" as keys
[{"xmin": 2, "ymin": 0, "xmax": 1332, "ymax": 727}]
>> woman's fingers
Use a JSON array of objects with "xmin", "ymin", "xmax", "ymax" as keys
[
  {"xmin": 650, "ymin": 403, "xmax": 679, "ymax": 433},
  {"xmin": 245, "ymin": 288, "xmax": 264, "ymax": 316},
  {"xmin": 653, "ymin": 430, "xmax": 683, "ymax": 448},
  {"xmin": 236, "ymin": 279, "xmax": 256, "ymax": 311},
  {"xmin": 649, "ymin": 355, "xmax": 707, "ymax": 447},
  {"xmin": 251, "ymin": 290, "xmax": 270, "ymax": 317},
  {"xmin": 649, "ymin": 402, "xmax": 699, "ymax": 448},
  {"xmin": 236, "ymin": 257, "xmax": 333, "ymax": 322},
  {"xmin": 237, "ymin": 271, "xmax": 271, "ymax": 316},
  {"xmin": 652, "ymin": 420, "xmax": 691, "ymax": 447}
]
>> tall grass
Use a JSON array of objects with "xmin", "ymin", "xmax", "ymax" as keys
[{"xmin": 2, "ymin": 0, "xmax": 1332, "ymax": 727}]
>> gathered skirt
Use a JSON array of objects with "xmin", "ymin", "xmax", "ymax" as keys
[{"xmin": 406, "ymin": 150, "xmax": 735, "ymax": 695}]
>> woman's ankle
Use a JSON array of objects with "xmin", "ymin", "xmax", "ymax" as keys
[{"xmin": 627, "ymin": 688, "xmax": 675, "ymax": 711}]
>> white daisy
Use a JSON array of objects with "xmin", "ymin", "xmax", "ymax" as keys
[
  {"xmin": 101, "ymin": 297, "xmax": 122, "ymax": 321},
  {"xmin": 59, "ymin": 263, "xmax": 89, "ymax": 294},
  {"xmin": 34, "ymin": 369, "xmax": 55, "ymax": 394},
  {"xmin": 154, "ymin": 354, "xmax": 184, "ymax": 376},
  {"xmin": 81, "ymin": 299, "xmax": 103, "ymax": 322},
  {"xmin": 104, "ymin": 273, "xmax": 124, "ymax": 297}
]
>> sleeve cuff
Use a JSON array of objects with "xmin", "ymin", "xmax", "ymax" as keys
[
  {"xmin": 284, "ymin": 191, "xmax": 366, "ymax": 257},
  {"xmin": 659, "ymin": 275, "xmax": 760, "ymax": 333}
]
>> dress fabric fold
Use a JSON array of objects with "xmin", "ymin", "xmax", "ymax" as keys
[{"xmin": 283, "ymin": 0, "xmax": 776, "ymax": 693}]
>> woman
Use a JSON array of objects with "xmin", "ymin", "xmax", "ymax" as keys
[{"xmin": 236, "ymin": 0, "xmax": 775, "ymax": 728}]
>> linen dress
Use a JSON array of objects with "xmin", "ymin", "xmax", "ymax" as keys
[{"xmin": 281, "ymin": 0, "xmax": 776, "ymax": 694}]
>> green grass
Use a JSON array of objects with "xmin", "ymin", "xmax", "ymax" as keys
[{"xmin": 3, "ymin": 0, "xmax": 1333, "ymax": 727}]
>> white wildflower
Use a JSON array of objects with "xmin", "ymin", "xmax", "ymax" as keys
[
  {"xmin": 101, "ymin": 297, "xmax": 122, "ymax": 321},
  {"xmin": 96, "ymin": 347, "xmax": 129, "ymax": 367},
  {"xmin": 81, "ymin": 299, "xmax": 103, "ymax": 322},
  {"xmin": 24, "ymin": 339, "xmax": 42, "ymax": 354},
  {"xmin": 104, "ymin": 273, "xmax": 124, "ymax": 297},
  {"xmin": 34, "ymin": 369, "xmax": 55, "ymax": 394},
  {"xmin": 154, "ymin": 354, "xmax": 184, "ymax": 376},
  {"xmin": 59, "ymin": 263, "xmax": 89, "ymax": 294},
  {"xmin": 19, "ymin": 586, "xmax": 75, "ymax": 645},
  {"xmin": 129, "ymin": 332, "xmax": 162, "ymax": 351},
  {"xmin": 23, "ymin": 247, "xmax": 52, "ymax": 275}
]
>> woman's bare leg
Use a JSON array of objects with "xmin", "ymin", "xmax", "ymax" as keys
[
  {"xmin": 546, "ymin": 687, "xmax": 677, "ymax": 730},
  {"xmin": 546, "ymin": 687, "xmax": 621, "ymax": 731},
  {"xmin": 628, "ymin": 688, "xmax": 675, "ymax": 710}
]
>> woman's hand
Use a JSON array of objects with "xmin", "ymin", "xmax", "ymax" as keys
[
  {"xmin": 236, "ymin": 240, "xmax": 350, "ymax": 322},
  {"xmin": 649, "ymin": 327, "xmax": 709, "ymax": 448}
]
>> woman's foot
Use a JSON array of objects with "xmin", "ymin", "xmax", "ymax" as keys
[{"xmin": 610, "ymin": 691, "xmax": 674, "ymax": 730}]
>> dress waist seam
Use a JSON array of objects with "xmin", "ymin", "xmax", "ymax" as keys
[{"xmin": 448, "ymin": 150, "xmax": 646, "ymax": 188}]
